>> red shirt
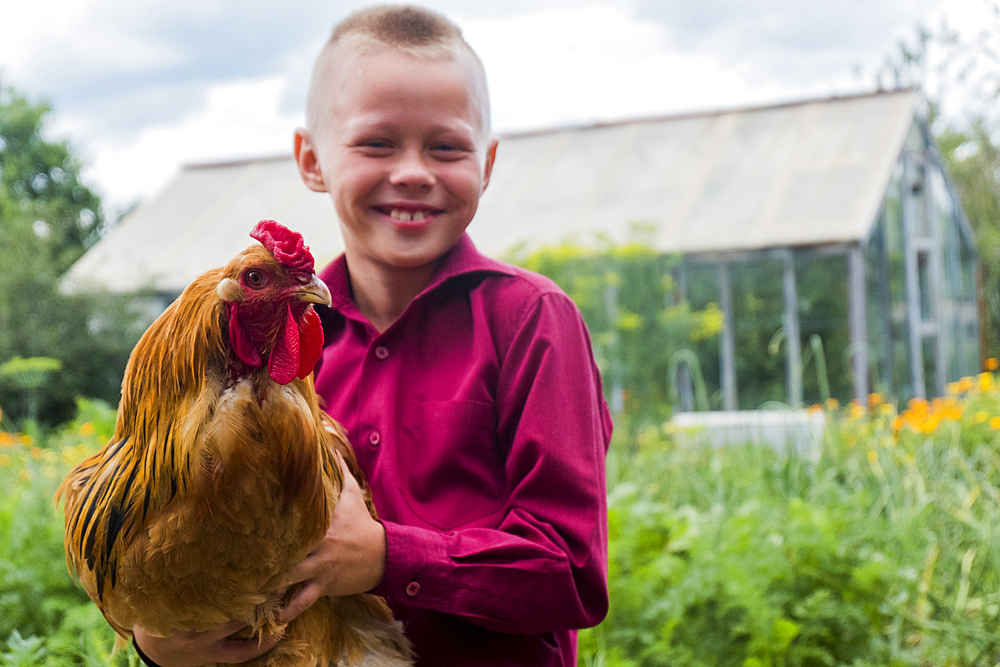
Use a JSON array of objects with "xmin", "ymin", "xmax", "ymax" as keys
[{"xmin": 314, "ymin": 234, "xmax": 612, "ymax": 667}]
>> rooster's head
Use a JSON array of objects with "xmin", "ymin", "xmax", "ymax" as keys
[{"xmin": 217, "ymin": 220, "xmax": 331, "ymax": 384}]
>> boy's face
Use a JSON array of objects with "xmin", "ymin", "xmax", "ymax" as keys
[{"xmin": 295, "ymin": 45, "xmax": 498, "ymax": 276}]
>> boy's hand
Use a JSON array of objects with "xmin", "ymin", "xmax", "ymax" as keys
[
  {"xmin": 132, "ymin": 620, "xmax": 284, "ymax": 666},
  {"xmin": 278, "ymin": 453, "xmax": 387, "ymax": 624}
]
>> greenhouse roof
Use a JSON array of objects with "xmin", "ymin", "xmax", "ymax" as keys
[{"xmin": 64, "ymin": 89, "xmax": 917, "ymax": 294}]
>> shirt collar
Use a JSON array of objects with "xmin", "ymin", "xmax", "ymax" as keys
[{"xmin": 319, "ymin": 233, "xmax": 517, "ymax": 315}]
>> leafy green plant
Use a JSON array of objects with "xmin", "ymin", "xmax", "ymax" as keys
[
  {"xmin": 0, "ymin": 398, "xmax": 132, "ymax": 666},
  {"xmin": 581, "ymin": 367, "xmax": 1000, "ymax": 666}
]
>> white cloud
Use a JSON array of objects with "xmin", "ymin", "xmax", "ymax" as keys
[
  {"xmin": 80, "ymin": 76, "xmax": 302, "ymax": 212},
  {"xmin": 0, "ymin": 1, "xmax": 182, "ymax": 86},
  {"xmin": 466, "ymin": 6, "xmax": 865, "ymax": 133}
]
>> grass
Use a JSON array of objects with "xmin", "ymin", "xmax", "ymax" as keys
[
  {"xmin": 580, "ymin": 371, "xmax": 1000, "ymax": 666},
  {"xmin": 6, "ymin": 370, "xmax": 1000, "ymax": 665},
  {"xmin": 0, "ymin": 399, "xmax": 134, "ymax": 667}
]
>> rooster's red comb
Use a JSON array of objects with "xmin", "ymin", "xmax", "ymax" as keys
[{"xmin": 250, "ymin": 220, "xmax": 314, "ymax": 273}]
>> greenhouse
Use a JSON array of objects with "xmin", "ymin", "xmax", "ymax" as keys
[
  {"xmin": 676, "ymin": 112, "xmax": 980, "ymax": 409},
  {"xmin": 64, "ymin": 89, "xmax": 980, "ymax": 410}
]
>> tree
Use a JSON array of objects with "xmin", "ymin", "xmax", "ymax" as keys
[{"xmin": 0, "ymin": 80, "xmax": 142, "ymax": 426}]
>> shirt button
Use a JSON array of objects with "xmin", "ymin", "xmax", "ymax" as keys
[
  {"xmin": 368, "ymin": 431, "xmax": 381, "ymax": 446},
  {"xmin": 374, "ymin": 346, "xmax": 389, "ymax": 360},
  {"xmin": 405, "ymin": 581, "xmax": 421, "ymax": 597}
]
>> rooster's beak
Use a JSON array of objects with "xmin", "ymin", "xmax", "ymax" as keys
[{"xmin": 295, "ymin": 274, "xmax": 332, "ymax": 307}]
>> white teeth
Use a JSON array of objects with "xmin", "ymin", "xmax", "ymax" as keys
[{"xmin": 389, "ymin": 208, "xmax": 429, "ymax": 222}]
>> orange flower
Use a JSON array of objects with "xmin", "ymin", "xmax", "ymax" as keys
[{"xmin": 986, "ymin": 357, "xmax": 999, "ymax": 372}]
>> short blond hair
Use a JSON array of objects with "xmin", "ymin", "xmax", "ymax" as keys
[{"xmin": 305, "ymin": 4, "xmax": 491, "ymax": 137}]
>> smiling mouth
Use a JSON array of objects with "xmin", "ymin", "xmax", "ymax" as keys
[{"xmin": 377, "ymin": 207, "xmax": 442, "ymax": 222}]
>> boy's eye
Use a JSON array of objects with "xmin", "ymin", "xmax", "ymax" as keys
[
  {"xmin": 430, "ymin": 143, "xmax": 469, "ymax": 159},
  {"xmin": 355, "ymin": 139, "xmax": 394, "ymax": 155}
]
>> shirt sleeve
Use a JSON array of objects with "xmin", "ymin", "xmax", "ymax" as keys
[{"xmin": 375, "ymin": 291, "xmax": 612, "ymax": 635}]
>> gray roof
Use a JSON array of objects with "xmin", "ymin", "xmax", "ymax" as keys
[{"xmin": 64, "ymin": 89, "xmax": 917, "ymax": 294}]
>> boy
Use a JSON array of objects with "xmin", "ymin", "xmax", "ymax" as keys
[{"xmin": 133, "ymin": 5, "xmax": 611, "ymax": 666}]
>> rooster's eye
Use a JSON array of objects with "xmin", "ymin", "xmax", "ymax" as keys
[{"xmin": 245, "ymin": 270, "xmax": 265, "ymax": 289}]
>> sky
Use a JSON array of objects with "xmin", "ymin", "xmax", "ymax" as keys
[{"xmin": 0, "ymin": 0, "xmax": 995, "ymax": 216}]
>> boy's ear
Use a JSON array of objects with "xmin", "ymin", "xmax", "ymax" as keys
[
  {"xmin": 294, "ymin": 128, "xmax": 328, "ymax": 193},
  {"xmin": 480, "ymin": 137, "xmax": 499, "ymax": 194}
]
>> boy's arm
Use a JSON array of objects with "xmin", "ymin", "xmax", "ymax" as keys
[{"xmin": 376, "ymin": 291, "xmax": 612, "ymax": 634}]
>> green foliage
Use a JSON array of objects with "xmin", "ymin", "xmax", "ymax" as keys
[
  {"xmin": 507, "ymin": 229, "xmax": 722, "ymax": 424},
  {"xmin": 0, "ymin": 398, "xmax": 135, "ymax": 666},
  {"xmin": 0, "ymin": 80, "xmax": 144, "ymax": 427},
  {"xmin": 0, "ymin": 82, "xmax": 105, "ymax": 269},
  {"xmin": 580, "ymin": 377, "xmax": 1000, "ymax": 665}
]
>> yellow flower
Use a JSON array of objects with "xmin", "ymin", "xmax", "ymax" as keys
[
  {"xmin": 867, "ymin": 392, "xmax": 884, "ymax": 407},
  {"xmin": 867, "ymin": 449, "xmax": 879, "ymax": 464},
  {"xmin": 920, "ymin": 415, "xmax": 941, "ymax": 434},
  {"xmin": 824, "ymin": 398, "xmax": 840, "ymax": 410},
  {"xmin": 986, "ymin": 357, "xmax": 999, "ymax": 372},
  {"xmin": 955, "ymin": 377, "xmax": 975, "ymax": 394},
  {"xmin": 980, "ymin": 372, "xmax": 995, "ymax": 391},
  {"xmin": 79, "ymin": 421, "xmax": 95, "ymax": 436},
  {"xmin": 975, "ymin": 410, "xmax": 990, "ymax": 424},
  {"xmin": 849, "ymin": 403, "xmax": 866, "ymax": 419},
  {"xmin": 990, "ymin": 417, "xmax": 1000, "ymax": 430}
]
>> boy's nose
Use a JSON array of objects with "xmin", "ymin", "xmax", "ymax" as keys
[{"xmin": 388, "ymin": 149, "xmax": 435, "ymax": 189}]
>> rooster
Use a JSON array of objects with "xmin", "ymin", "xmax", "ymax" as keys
[{"xmin": 56, "ymin": 220, "xmax": 413, "ymax": 667}]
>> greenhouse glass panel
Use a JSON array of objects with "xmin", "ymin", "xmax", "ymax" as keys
[
  {"xmin": 794, "ymin": 251, "xmax": 851, "ymax": 405},
  {"xmin": 930, "ymin": 164, "xmax": 980, "ymax": 379},
  {"xmin": 683, "ymin": 260, "xmax": 723, "ymax": 409},
  {"xmin": 884, "ymin": 163, "xmax": 916, "ymax": 402},
  {"xmin": 729, "ymin": 257, "xmax": 787, "ymax": 409},
  {"xmin": 866, "ymin": 213, "xmax": 894, "ymax": 396},
  {"xmin": 922, "ymin": 337, "xmax": 938, "ymax": 398}
]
